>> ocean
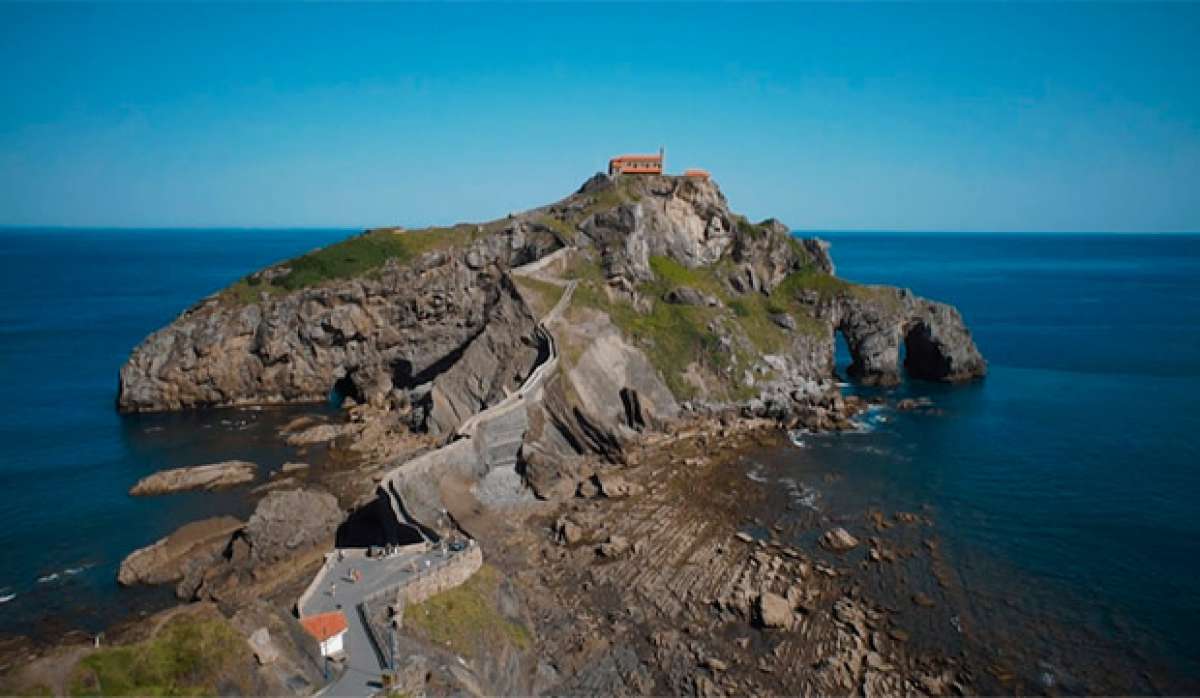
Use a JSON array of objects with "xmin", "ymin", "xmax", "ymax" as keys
[
  {"xmin": 0, "ymin": 228, "xmax": 351, "ymax": 635},
  {"xmin": 774, "ymin": 232, "xmax": 1200, "ymax": 692},
  {"xmin": 0, "ymin": 229, "xmax": 1197, "ymax": 690}
]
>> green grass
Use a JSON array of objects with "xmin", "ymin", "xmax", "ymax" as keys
[
  {"xmin": 568, "ymin": 256, "xmax": 729, "ymax": 400},
  {"xmin": 732, "ymin": 214, "xmax": 774, "ymax": 240},
  {"xmin": 647, "ymin": 255, "xmax": 723, "ymax": 294},
  {"xmin": 563, "ymin": 252, "xmax": 861, "ymax": 401},
  {"xmin": 512, "ymin": 275, "xmax": 566, "ymax": 319},
  {"xmin": 222, "ymin": 224, "xmax": 483, "ymax": 303},
  {"xmin": 220, "ymin": 173, "xmax": 644, "ymax": 305},
  {"xmin": 68, "ymin": 615, "xmax": 245, "ymax": 697},
  {"xmin": 535, "ymin": 214, "xmax": 576, "ymax": 245},
  {"xmin": 275, "ymin": 225, "xmax": 479, "ymax": 290},
  {"xmin": 402, "ymin": 565, "xmax": 531, "ymax": 658},
  {"xmin": 575, "ymin": 176, "xmax": 642, "ymax": 223},
  {"xmin": 772, "ymin": 267, "xmax": 853, "ymax": 300}
]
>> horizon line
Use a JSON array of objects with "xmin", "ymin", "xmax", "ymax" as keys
[{"xmin": 1, "ymin": 224, "xmax": 1198, "ymax": 236}]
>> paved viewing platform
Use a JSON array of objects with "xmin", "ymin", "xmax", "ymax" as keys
[{"xmin": 299, "ymin": 542, "xmax": 480, "ymax": 696}]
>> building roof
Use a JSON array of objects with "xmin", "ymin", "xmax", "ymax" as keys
[
  {"xmin": 300, "ymin": 611, "xmax": 349, "ymax": 642},
  {"xmin": 684, "ymin": 168, "xmax": 710, "ymax": 176},
  {"xmin": 610, "ymin": 154, "xmax": 662, "ymax": 162}
]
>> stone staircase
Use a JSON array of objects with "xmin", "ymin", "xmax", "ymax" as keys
[
  {"xmin": 475, "ymin": 401, "xmax": 527, "ymax": 470},
  {"xmin": 378, "ymin": 264, "xmax": 577, "ymax": 536}
]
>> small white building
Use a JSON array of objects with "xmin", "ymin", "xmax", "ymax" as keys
[{"xmin": 301, "ymin": 611, "xmax": 349, "ymax": 658}]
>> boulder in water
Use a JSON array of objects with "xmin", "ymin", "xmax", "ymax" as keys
[{"xmin": 129, "ymin": 460, "xmax": 257, "ymax": 496}]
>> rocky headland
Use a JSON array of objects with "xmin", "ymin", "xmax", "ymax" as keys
[
  {"xmin": 4, "ymin": 173, "xmax": 995, "ymax": 696},
  {"xmin": 116, "ymin": 173, "xmax": 984, "ymax": 421}
]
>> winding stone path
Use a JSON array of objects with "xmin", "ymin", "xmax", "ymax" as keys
[{"xmin": 307, "ymin": 252, "xmax": 578, "ymax": 697}]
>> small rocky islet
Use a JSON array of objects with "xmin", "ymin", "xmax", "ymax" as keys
[{"xmin": 4, "ymin": 172, "xmax": 1003, "ymax": 696}]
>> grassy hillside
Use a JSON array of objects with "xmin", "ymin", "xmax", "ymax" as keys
[
  {"xmin": 402, "ymin": 565, "xmax": 530, "ymax": 658},
  {"xmin": 68, "ymin": 613, "xmax": 246, "ymax": 696},
  {"xmin": 223, "ymin": 223, "xmax": 491, "ymax": 303},
  {"xmin": 563, "ymin": 251, "xmax": 849, "ymax": 401}
]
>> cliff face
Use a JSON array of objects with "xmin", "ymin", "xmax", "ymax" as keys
[
  {"xmin": 117, "ymin": 173, "xmax": 985, "ymax": 432},
  {"xmin": 117, "ymin": 224, "xmax": 560, "ymax": 413}
]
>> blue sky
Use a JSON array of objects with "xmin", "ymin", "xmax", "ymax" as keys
[{"xmin": 1, "ymin": 3, "xmax": 1198, "ymax": 232}]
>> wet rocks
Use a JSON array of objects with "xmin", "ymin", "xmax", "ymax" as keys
[
  {"xmin": 896, "ymin": 397, "xmax": 934, "ymax": 411},
  {"xmin": 819, "ymin": 527, "xmax": 860, "ymax": 552},
  {"xmin": 117, "ymin": 515, "xmax": 243, "ymax": 586},
  {"xmin": 129, "ymin": 460, "xmax": 257, "ymax": 496}
]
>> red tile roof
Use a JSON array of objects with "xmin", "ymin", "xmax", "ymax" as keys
[{"xmin": 300, "ymin": 611, "xmax": 348, "ymax": 642}]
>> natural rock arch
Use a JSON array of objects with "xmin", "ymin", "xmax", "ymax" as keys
[{"xmin": 834, "ymin": 289, "xmax": 986, "ymax": 386}]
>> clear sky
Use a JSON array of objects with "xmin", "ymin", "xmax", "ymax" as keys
[{"xmin": 2, "ymin": 3, "xmax": 1198, "ymax": 232}]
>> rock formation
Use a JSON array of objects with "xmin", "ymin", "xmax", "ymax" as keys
[
  {"xmin": 117, "ymin": 516, "xmax": 243, "ymax": 586},
  {"xmin": 117, "ymin": 224, "xmax": 561, "ymax": 413},
  {"xmin": 176, "ymin": 488, "xmax": 343, "ymax": 603},
  {"xmin": 238, "ymin": 489, "xmax": 343, "ymax": 565},
  {"xmin": 830, "ymin": 288, "xmax": 987, "ymax": 386},
  {"xmin": 129, "ymin": 460, "xmax": 257, "ymax": 496},
  {"xmin": 117, "ymin": 173, "xmax": 985, "ymax": 476},
  {"xmin": 423, "ymin": 276, "xmax": 542, "ymax": 435}
]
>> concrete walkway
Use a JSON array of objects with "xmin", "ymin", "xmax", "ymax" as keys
[{"xmin": 303, "ymin": 547, "xmax": 460, "ymax": 697}]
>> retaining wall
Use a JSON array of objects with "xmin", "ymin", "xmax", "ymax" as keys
[
  {"xmin": 402, "ymin": 542, "xmax": 484, "ymax": 606},
  {"xmin": 295, "ymin": 552, "xmax": 337, "ymax": 616},
  {"xmin": 356, "ymin": 543, "xmax": 484, "ymax": 667}
]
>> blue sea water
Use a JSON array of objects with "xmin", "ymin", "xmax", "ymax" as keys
[
  {"xmin": 0, "ymin": 229, "xmax": 1197, "ymax": 689},
  {"xmin": 0, "ymin": 228, "xmax": 351, "ymax": 634},
  {"xmin": 783, "ymin": 232, "xmax": 1200, "ymax": 692}
]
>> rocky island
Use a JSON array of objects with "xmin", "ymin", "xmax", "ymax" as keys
[{"xmin": 4, "ymin": 171, "xmax": 991, "ymax": 696}]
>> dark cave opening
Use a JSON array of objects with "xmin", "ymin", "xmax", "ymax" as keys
[
  {"xmin": 334, "ymin": 489, "xmax": 424, "ymax": 548},
  {"xmin": 328, "ymin": 373, "xmax": 363, "ymax": 407},
  {"xmin": 834, "ymin": 327, "xmax": 853, "ymax": 380},
  {"xmin": 903, "ymin": 321, "xmax": 951, "ymax": 380}
]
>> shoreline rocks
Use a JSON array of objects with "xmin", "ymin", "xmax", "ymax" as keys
[
  {"xmin": 129, "ymin": 460, "xmax": 257, "ymax": 496},
  {"xmin": 176, "ymin": 488, "xmax": 342, "ymax": 604},
  {"xmin": 819, "ymin": 527, "xmax": 860, "ymax": 552},
  {"xmin": 117, "ymin": 516, "xmax": 243, "ymax": 586}
]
